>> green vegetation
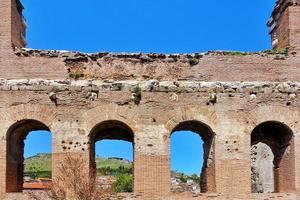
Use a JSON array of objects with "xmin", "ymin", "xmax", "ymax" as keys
[
  {"xmin": 69, "ymin": 72, "xmax": 83, "ymax": 79},
  {"xmin": 97, "ymin": 166, "xmax": 132, "ymax": 176},
  {"xmin": 221, "ymin": 51, "xmax": 248, "ymax": 56},
  {"xmin": 96, "ymin": 157, "xmax": 133, "ymax": 192},
  {"xmin": 262, "ymin": 48, "xmax": 288, "ymax": 55},
  {"xmin": 96, "ymin": 157, "xmax": 132, "ymax": 176},
  {"xmin": 188, "ymin": 58, "xmax": 199, "ymax": 66},
  {"xmin": 112, "ymin": 174, "xmax": 133, "ymax": 193},
  {"xmin": 24, "ymin": 153, "xmax": 52, "ymax": 179},
  {"xmin": 132, "ymin": 86, "xmax": 142, "ymax": 105},
  {"xmin": 95, "ymin": 157, "xmax": 132, "ymax": 169}
]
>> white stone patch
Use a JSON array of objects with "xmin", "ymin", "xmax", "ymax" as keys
[
  {"xmin": 135, "ymin": 125, "xmax": 169, "ymax": 155},
  {"xmin": 0, "ymin": 79, "xmax": 299, "ymax": 95}
]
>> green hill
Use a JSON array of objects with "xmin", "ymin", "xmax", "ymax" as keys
[
  {"xmin": 96, "ymin": 157, "xmax": 132, "ymax": 169},
  {"xmin": 24, "ymin": 153, "xmax": 133, "ymax": 179},
  {"xmin": 25, "ymin": 153, "xmax": 52, "ymax": 172}
]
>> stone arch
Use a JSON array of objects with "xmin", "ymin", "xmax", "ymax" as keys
[
  {"xmin": 6, "ymin": 119, "xmax": 52, "ymax": 192},
  {"xmin": 0, "ymin": 104, "xmax": 57, "ymax": 129},
  {"xmin": 165, "ymin": 106, "xmax": 219, "ymax": 135},
  {"xmin": 251, "ymin": 120, "xmax": 295, "ymax": 193},
  {"xmin": 170, "ymin": 120, "xmax": 216, "ymax": 193},
  {"xmin": 88, "ymin": 120, "xmax": 135, "ymax": 191},
  {"xmin": 89, "ymin": 120, "xmax": 134, "ymax": 142},
  {"xmin": 247, "ymin": 106, "xmax": 299, "ymax": 135},
  {"xmin": 83, "ymin": 104, "xmax": 139, "ymax": 134}
]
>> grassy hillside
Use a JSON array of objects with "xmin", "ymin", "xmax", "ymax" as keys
[
  {"xmin": 96, "ymin": 157, "xmax": 132, "ymax": 169},
  {"xmin": 25, "ymin": 153, "xmax": 52, "ymax": 172},
  {"xmin": 24, "ymin": 153, "xmax": 132, "ymax": 178}
]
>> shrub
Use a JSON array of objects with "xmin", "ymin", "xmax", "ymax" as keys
[
  {"xmin": 262, "ymin": 48, "xmax": 288, "ymax": 55},
  {"xmin": 97, "ymin": 166, "xmax": 132, "ymax": 176},
  {"xmin": 69, "ymin": 72, "xmax": 83, "ymax": 80},
  {"xmin": 131, "ymin": 86, "xmax": 142, "ymax": 105},
  {"xmin": 190, "ymin": 173, "xmax": 200, "ymax": 183},
  {"xmin": 112, "ymin": 174, "xmax": 133, "ymax": 193},
  {"xmin": 28, "ymin": 154, "xmax": 112, "ymax": 200},
  {"xmin": 188, "ymin": 58, "xmax": 199, "ymax": 66},
  {"xmin": 25, "ymin": 171, "xmax": 51, "ymax": 179},
  {"xmin": 179, "ymin": 173, "xmax": 188, "ymax": 183},
  {"xmin": 222, "ymin": 51, "xmax": 248, "ymax": 56}
]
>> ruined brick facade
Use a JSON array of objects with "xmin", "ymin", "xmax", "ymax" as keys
[{"xmin": 0, "ymin": 0, "xmax": 300, "ymax": 199}]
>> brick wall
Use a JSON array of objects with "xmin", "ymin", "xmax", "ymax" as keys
[
  {"xmin": 0, "ymin": 0, "xmax": 300, "ymax": 199},
  {"xmin": 0, "ymin": 82, "xmax": 297, "ymax": 199}
]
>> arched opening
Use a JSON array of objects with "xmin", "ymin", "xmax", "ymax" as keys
[
  {"xmin": 6, "ymin": 119, "xmax": 52, "ymax": 192},
  {"xmin": 170, "ymin": 120, "xmax": 215, "ymax": 193},
  {"xmin": 251, "ymin": 121, "xmax": 295, "ymax": 193},
  {"xmin": 89, "ymin": 120, "xmax": 134, "ymax": 193}
]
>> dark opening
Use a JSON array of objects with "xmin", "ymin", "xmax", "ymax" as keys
[{"xmin": 251, "ymin": 121, "xmax": 295, "ymax": 193}]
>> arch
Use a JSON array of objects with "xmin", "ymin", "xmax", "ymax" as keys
[
  {"xmin": 83, "ymin": 104, "xmax": 139, "ymax": 135},
  {"xmin": 89, "ymin": 120, "xmax": 134, "ymax": 192},
  {"xmin": 251, "ymin": 121, "xmax": 295, "ymax": 193},
  {"xmin": 170, "ymin": 120, "xmax": 215, "ymax": 193},
  {"xmin": 89, "ymin": 120, "xmax": 134, "ymax": 143},
  {"xmin": 6, "ymin": 119, "xmax": 52, "ymax": 192}
]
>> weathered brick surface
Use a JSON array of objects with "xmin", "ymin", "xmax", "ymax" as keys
[{"xmin": 0, "ymin": 0, "xmax": 300, "ymax": 199}]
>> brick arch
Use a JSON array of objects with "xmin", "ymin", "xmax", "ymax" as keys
[
  {"xmin": 87, "ymin": 118, "xmax": 135, "ymax": 192},
  {"xmin": 170, "ymin": 120, "xmax": 216, "ymax": 193},
  {"xmin": 89, "ymin": 120, "xmax": 134, "ymax": 142},
  {"xmin": 5, "ymin": 119, "xmax": 52, "ymax": 192},
  {"xmin": 0, "ymin": 104, "xmax": 57, "ymax": 193},
  {"xmin": 0, "ymin": 104, "xmax": 58, "ymax": 130},
  {"xmin": 165, "ymin": 106, "xmax": 219, "ymax": 135},
  {"xmin": 247, "ymin": 106, "xmax": 300, "ymax": 135},
  {"xmin": 166, "ymin": 107, "xmax": 218, "ymax": 193},
  {"xmin": 83, "ymin": 104, "xmax": 139, "ymax": 134},
  {"xmin": 248, "ymin": 106, "xmax": 299, "ymax": 193}
]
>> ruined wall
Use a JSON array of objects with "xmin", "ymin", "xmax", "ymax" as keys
[
  {"xmin": 0, "ymin": 0, "xmax": 300, "ymax": 199},
  {"xmin": 0, "ymin": 79, "xmax": 298, "ymax": 199},
  {"xmin": 0, "ymin": 48, "xmax": 300, "ymax": 81},
  {"xmin": 268, "ymin": 0, "xmax": 300, "ymax": 50}
]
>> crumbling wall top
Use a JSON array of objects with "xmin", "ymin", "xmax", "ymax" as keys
[{"xmin": 268, "ymin": 0, "xmax": 300, "ymax": 33}]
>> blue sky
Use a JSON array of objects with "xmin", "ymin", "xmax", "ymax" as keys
[
  {"xmin": 23, "ymin": 0, "xmax": 276, "ymax": 174},
  {"xmin": 22, "ymin": 0, "xmax": 276, "ymax": 53}
]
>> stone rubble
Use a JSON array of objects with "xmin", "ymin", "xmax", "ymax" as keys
[{"xmin": 0, "ymin": 79, "xmax": 299, "ymax": 94}]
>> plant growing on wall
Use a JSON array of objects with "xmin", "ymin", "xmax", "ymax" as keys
[
  {"xmin": 131, "ymin": 86, "xmax": 142, "ymax": 105},
  {"xmin": 188, "ymin": 58, "xmax": 199, "ymax": 66}
]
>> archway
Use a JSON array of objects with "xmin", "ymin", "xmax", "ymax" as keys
[
  {"xmin": 170, "ymin": 120, "xmax": 215, "ymax": 193},
  {"xmin": 6, "ymin": 119, "xmax": 52, "ymax": 192},
  {"xmin": 251, "ymin": 121, "xmax": 295, "ymax": 193},
  {"xmin": 89, "ymin": 120, "xmax": 134, "ymax": 193}
]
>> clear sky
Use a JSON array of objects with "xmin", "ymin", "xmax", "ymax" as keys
[
  {"xmin": 22, "ymin": 0, "xmax": 276, "ymax": 53},
  {"xmin": 23, "ymin": 0, "xmax": 277, "ymax": 174}
]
